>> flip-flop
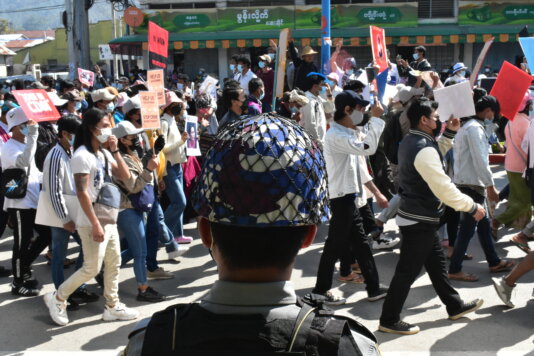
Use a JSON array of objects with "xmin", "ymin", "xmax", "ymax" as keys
[
  {"xmin": 448, "ymin": 272, "xmax": 479, "ymax": 282},
  {"xmin": 510, "ymin": 238, "xmax": 531, "ymax": 254},
  {"xmin": 489, "ymin": 260, "xmax": 515, "ymax": 273},
  {"xmin": 337, "ymin": 272, "xmax": 364, "ymax": 284}
]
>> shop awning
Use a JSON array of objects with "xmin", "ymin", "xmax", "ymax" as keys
[{"xmin": 109, "ymin": 25, "xmax": 525, "ymax": 50}]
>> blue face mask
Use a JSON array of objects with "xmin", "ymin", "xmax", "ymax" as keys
[
  {"xmin": 290, "ymin": 106, "xmax": 299, "ymax": 114},
  {"xmin": 345, "ymin": 69, "xmax": 354, "ymax": 76},
  {"xmin": 177, "ymin": 83, "xmax": 184, "ymax": 90},
  {"xmin": 106, "ymin": 102, "xmax": 115, "ymax": 113},
  {"xmin": 0, "ymin": 100, "xmax": 4, "ymax": 107},
  {"xmin": 20, "ymin": 125, "xmax": 29, "ymax": 137},
  {"xmin": 413, "ymin": 53, "xmax": 419, "ymax": 60},
  {"xmin": 268, "ymin": 53, "xmax": 275, "ymax": 60},
  {"xmin": 74, "ymin": 101, "xmax": 82, "ymax": 111},
  {"xmin": 68, "ymin": 134, "xmax": 75, "ymax": 147},
  {"xmin": 458, "ymin": 70, "xmax": 466, "ymax": 77},
  {"xmin": 229, "ymin": 64, "xmax": 236, "ymax": 72},
  {"xmin": 237, "ymin": 64, "xmax": 244, "ymax": 73},
  {"xmin": 258, "ymin": 61, "xmax": 266, "ymax": 69},
  {"xmin": 259, "ymin": 90, "xmax": 265, "ymax": 100},
  {"xmin": 320, "ymin": 86, "xmax": 327, "ymax": 94}
]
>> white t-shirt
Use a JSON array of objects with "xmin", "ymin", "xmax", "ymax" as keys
[{"xmin": 70, "ymin": 146, "xmax": 116, "ymax": 227}]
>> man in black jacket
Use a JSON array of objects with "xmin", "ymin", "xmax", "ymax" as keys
[
  {"xmin": 288, "ymin": 40, "xmax": 319, "ymax": 91},
  {"xmin": 398, "ymin": 46, "xmax": 432, "ymax": 86}
]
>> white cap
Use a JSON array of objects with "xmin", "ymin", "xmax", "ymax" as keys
[
  {"xmin": 116, "ymin": 92, "xmax": 129, "ymax": 108},
  {"xmin": 123, "ymin": 95, "xmax": 141, "ymax": 114},
  {"xmin": 112, "ymin": 120, "xmax": 144, "ymax": 139},
  {"xmin": 6, "ymin": 107, "xmax": 28, "ymax": 131},
  {"xmin": 395, "ymin": 86, "xmax": 425, "ymax": 104},
  {"xmin": 91, "ymin": 88, "xmax": 117, "ymax": 102},
  {"xmin": 47, "ymin": 92, "xmax": 68, "ymax": 107}
]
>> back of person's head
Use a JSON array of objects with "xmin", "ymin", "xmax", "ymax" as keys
[
  {"xmin": 237, "ymin": 55, "xmax": 251, "ymax": 68},
  {"xmin": 248, "ymin": 77, "xmax": 264, "ymax": 95},
  {"xmin": 61, "ymin": 80, "xmax": 75, "ymax": 92},
  {"xmin": 74, "ymin": 108, "xmax": 107, "ymax": 152},
  {"xmin": 196, "ymin": 93, "xmax": 212, "ymax": 109},
  {"xmin": 224, "ymin": 78, "xmax": 240, "ymax": 89},
  {"xmin": 475, "ymin": 95, "xmax": 500, "ymax": 118},
  {"xmin": 223, "ymin": 85, "xmax": 243, "ymax": 108},
  {"xmin": 57, "ymin": 114, "xmax": 81, "ymax": 138},
  {"xmin": 407, "ymin": 97, "xmax": 439, "ymax": 129},
  {"xmin": 193, "ymin": 114, "xmax": 329, "ymax": 270},
  {"xmin": 342, "ymin": 79, "xmax": 365, "ymax": 92},
  {"xmin": 41, "ymin": 75, "xmax": 55, "ymax": 89},
  {"xmin": 473, "ymin": 87, "xmax": 487, "ymax": 105}
]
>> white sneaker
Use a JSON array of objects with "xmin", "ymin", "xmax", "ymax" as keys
[
  {"xmin": 102, "ymin": 302, "xmax": 139, "ymax": 321},
  {"xmin": 148, "ymin": 267, "xmax": 175, "ymax": 280},
  {"xmin": 167, "ymin": 246, "xmax": 189, "ymax": 260},
  {"xmin": 44, "ymin": 291, "xmax": 69, "ymax": 326},
  {"xmin": 373, "ymin": 235, "xmax": 400, "ymax": 250}
]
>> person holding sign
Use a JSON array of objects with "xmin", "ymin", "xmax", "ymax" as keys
[
  {"xmin": 2, "ymin": 108, "xmax": 51, "ymax": 297},
  {"xmin": 398, "ymin": 46, "xmax": 432, "ymax": 87}
]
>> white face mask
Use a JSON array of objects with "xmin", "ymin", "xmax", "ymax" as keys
[
  {"xmin": 96, "ymin": 127, "xmax": 112, "ymax": 143},
  {"xmin": 350, "ymin": 110, "xmax": 364, "ymax": 126}
]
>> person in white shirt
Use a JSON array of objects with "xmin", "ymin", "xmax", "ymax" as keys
[
  {"xmin": 2, "ymin": 107, "xmax": 51, "ymax": 296},
  {"xmin": 299, "ymin": 72, "xmax": 335, "ymax": 145},
  {"xmin": 0, "ymin": 103, "xmax": 13, "ymax": 278},
  {"xmin": 234, "ymin": 55, "xmax": 257, "ymax": 96},
  {"xmin": 310, "ymin": 90, "xmax": 387, "ymax": 305},
  {"xmin": 44, "ymin": 108, "xmax": 139, "ymax": 326},
  {"xmin": 444, "ymin": 62, "xmax": 469, "ymax": 86}
]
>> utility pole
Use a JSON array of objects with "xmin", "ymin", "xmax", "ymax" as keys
[
  {"xmin": 112, "ymin": 4, "xmax": 119, "ymax": 80},
  {"xmin": 74, "ymin": 0, "xmax": 91, "ymax": 70},
  {"xmin": 320, "ymin": 0, "xmax": 331, "ymax": 75},
  {"xmin": 65, "ymin": 0, "xmax": 77, "ymax": 79}
]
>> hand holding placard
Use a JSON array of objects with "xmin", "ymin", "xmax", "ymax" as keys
[{"xmin": 433, "ymin": 81, "xmax": 475, "ymax": 122}]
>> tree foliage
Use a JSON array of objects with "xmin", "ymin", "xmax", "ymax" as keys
[{"xmin": 0, "ymin": 18, "xmax": 11, "ymax": 34}]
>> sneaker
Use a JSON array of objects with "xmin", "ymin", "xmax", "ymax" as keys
[
  {"xmin": 137, "ymin": 286, "xmax": 167, "ymax": 303},
  {"xmin": 71, "ymin": 287, "xmax": 100, "ymax": 303},
  {"xmin": 147, "ymin": 267, "xmax": 175, "ymax": 280},
  {"xmin": 323, "ymin": 291, "xmax": 347, "ymax": 306},
  {"xmin": 448, "ymin": 298, "xmax": 484, "ymax": 320},
  {"xmin": 372, "ymin": 236, "xmax": 400, "ymax": 250},
  {"xmin": 175, "ymin": 235, "xmax": 193, "ymax": 244},
  {"xmin": 369, "ymin": 227, "xmax": 383, "ymax": 240},
  {"xmin": 102, "ymin": 302, "xmax": 139, "ymax": 321},
  {"xmin": 23, "ymin": 272, "xmax": 39, "ymax": 288},
  {"xmin": 492, "ymin": 277, "xmax": 515, "ymax": 308},
  {"xmin": 337, "ymin": 271, "xmax": 364, "ymax": 284},
  {"xmin": 167, "ymin": 247, "xmax": 189, "ymax": 260},
  {"xmin": 0, "ymin": 266, "xmax": 12, "ymax": 278},
  {"xmin": 11, "ymin": 281, "xmax": 39, "ymax": 297},
  {"xmin": 367, "ymin": 286, "xmax": 388, "ymax": 302},
  {"xmin": 66, "ymin": 297, "xmax": 80, "ymax": 311},
  {"xmin": 379, "ymin": 320, "xmax": 420, "ymax": 335},
  {"xmin": 44, "ymin": 292, "xmax": 69, "ymax": 326}
]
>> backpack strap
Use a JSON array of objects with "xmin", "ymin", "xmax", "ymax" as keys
[{"xmin": 287, "ymin": 303, "xmax": 316, "ymax": 352}]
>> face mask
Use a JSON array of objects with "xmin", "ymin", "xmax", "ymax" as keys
[
  {"xmin": 117, "ymin": 84, "xmax": 123, "ymax": 90},
  {"xmin": 268, "ymin": 53, "xmax": 275, "ymax": 60},
  {"xmin": 345, "ymin": 69, "xmax": 354, "ymax": 76},
  {"xmin": 320, "ymin": 86, "xmax": 327, "ymax": 95},
  {"xmin": 240, "ymin": 101, "xmax": 247, "ymax": 113},
  {"xmin": 432, "ymin": 119, "xmax": 442, "ymax": 137},
  {"xmin": 237, "ymin": 64, "xmax": 244, "ymax": 73},
  {"xmin": 68, "ymin": 134, "xmax": 75, "ymax": 147},
  {"xmin": 96, "ymin": 127, "xmax": 112, "ymax": 143},
  {"xmin": 130, "ymin": 136, "xmax": 143, "ymax": 157},
  {"xmin": 74, "ymin": 101, "xmax": 82, "ymax": 111},
  {"xmin": 457, "ymin": 70, "xmax": 466, "ymax": 77},
  {"xmin": 259, "ymin": 90, "xmax": 265, "ymax": 100},
  {"xmin": 483, "ymin": 120, "xmax": 495, "ymax": 136},
  {"xmin": 170, "ymin": 105, "xmax": 182, "ymax": 116},
  {"xmin": 19, "ymin": 125, "xmax": 29, "ymax": 137},
  {"xmin": 350, "ymin": 110, "xmax": 364, "ymax": 126},
  {"xmin": 0, "ymin": 100, "xmax": 4, "ymax": 107},
  {"xmin": 413, "ymin": 53, "xmax": 419, "ymax": 60},
  {"xmin": 258, "ymin": 61, "xmax": 266, "ymax": 69},
  {"xmin": 177, "ymin": 83, "xmax": 184, "ymax": 90},
  {"xmin": 229, "ymin": 64, "xmax": 236, "ymax": 72},
  {"xmin": 106, "ymin": 102, "xmax": 115, "ymax": 113},
  {"xmin": 290, "ymin": 106, "xmax": 299, "ymax": 114}
]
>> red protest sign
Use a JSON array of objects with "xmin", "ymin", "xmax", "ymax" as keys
[
  {"xmin": 370, "ymin": 26, "xmax": 387, "ymax": 73},
  {"xmin": 490, "ymin": 61, "xmax": 533, "ymax": 121},
  {"xmin": 77, "ymin": 68, "xmax": 95, "ymax": 87},
  {"xmin": 148, "ymin": 21, "xmax": 168, "ymax": 68},
  {"xmin": 12, "ymin": 89, "xmax": 61, "ymax": 122}
]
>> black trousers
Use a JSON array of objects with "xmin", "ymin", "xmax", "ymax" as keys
[
  {"xmin": 313, "ymin": 194, "xmax": 380, "ymax": 295},
  {"xmin": 380, "ymin": 222, "xmax": 463, "ymax": 325},
  {"xmin": 9, "ymin": 208, "xmax": 51, "ymax": 283}
]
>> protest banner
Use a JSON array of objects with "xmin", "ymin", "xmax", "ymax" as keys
[
  {"xmin": 433, "ymin": 81, "xmax": 475, "ymax": 122},
  {"xmin": 470, "ymin": 37, "xmax": 494, "ymax": 88},
  {"xmin": 198, "ymin": 75, "xmax": 218, "ymax": 100},
  {"xmin": 370, "ymin": 25, "xmax": 388, "ymax": 73},
  {"xmin": 148, "ymin": 21, "xmax": 169, "ymax": 69},
  {"xmin": 12, "ymin": 89, "xmax": 61, "ymax": 122},
  {"xmin": 147, "ymin": 69, "xmax": 165, "ymax": 106},
  {"xmin": 519, "ymin": 37, "xmax": 534, "ymax": 74},
  {"xmin": 139, "ymin": 91, "xmax": 161, "ymax": 129},
  {"xmin": 490, "ymin": 61, "xmax": 532, "ymax": 120},
  {"xmin": 77, "ymin": 68, "xmax": 95, "ymax": 87},
  {"xmin": 272, "ymin": 28, "xmax": 290, "ymax": 109}
]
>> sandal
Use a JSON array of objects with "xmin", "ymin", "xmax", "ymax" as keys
[
  {"xmin": 337, "ymin": 271, "xmax": 364, "ymax": 284},
  {"xmin": 510, "ymin": 236, "xmax": 531, "ymax": 254},
  {"xmin": 489, "ymin": 260, "xmax": 515, "ymax": 273},
  {"xmin": 448, "ymin": 272, "xmax": 479, "ymax": 282},
  {"xmin": 351, "ymin": 263, "xmax": 361, "ymax": 274}
]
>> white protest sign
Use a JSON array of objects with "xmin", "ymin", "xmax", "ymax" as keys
[
  {"xmin": 98, "ymin": 44, "xmax": 113, "ymax": 60},
  {"xmin": 198, "ymin": 75, "xmax": 218, "ymax": 100},
  {"xmin": 433, "ymin": 81, "xmax": 475, "ymax": 122}
]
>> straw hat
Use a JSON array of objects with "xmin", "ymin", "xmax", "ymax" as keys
[{"xmin": 301, "ymin": 46, "xmax": 318, "ymax": 56}]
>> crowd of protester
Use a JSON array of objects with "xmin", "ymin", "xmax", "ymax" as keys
[{"xmin": 0, "ymin": 38, "xmax": 531, "ymax": 348}]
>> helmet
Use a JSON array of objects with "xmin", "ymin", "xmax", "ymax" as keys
[{"xmin": 193, "ymin": 113, "xmax": 330, "ymax": 227}]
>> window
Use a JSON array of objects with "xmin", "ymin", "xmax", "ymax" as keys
[{"xmin": 386, "ymin": 0, "xmax": 455, "ymax": 18}]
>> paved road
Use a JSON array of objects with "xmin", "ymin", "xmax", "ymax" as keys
[{"xmin": 0, "ymin": 166, "xmax": 532, "ymax": 355}]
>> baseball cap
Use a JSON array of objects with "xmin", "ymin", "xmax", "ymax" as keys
[
  {"xmin": 112, "ymin": 120, "xmax": 145, "ymax": 139},
  {"xmin": 258, "ymin": 54, "xmax": 272, "ymax": 64},
  {"xmin": 47, "ymin": 92, "xmax": 68, "ymax": 107},
  {"xmin": 326, "ymin": 72, "xmax": 339, "ymax": 84},
  {"xmin": 396, "ymin": 86, "xmax": 425, "ymax": 104},
  {"xmin": 118, "ymin": 76, "xmax": 130, "ymax": 84},
  {"xmin": 193, "ymin": 113, "xmax": 330, "ymax": 227},
  {"xmin": 7, "ymin": 107, "xmax": 28, "ymax": 131},
  {"xmin": 335, "ymin": 90, "xmax": 369, "ymax": 111},
  {"xmin": 31, "ymin": 81, "xmax": 48, "ymax": 90},
  {"xmin": 115, "ymin": 92, "xmax": 129, "ymax": 108},
  {"xmin": 162, "ymin": 90, "xmax": 182, "ymax": 110},
  {"xmin": 475, "ymin": 95, "xmax": 500, "ymax": 117},
  {"xmin": 123, "ymin": 95, "xmax": 141, "ymax": 114},
  {"xmin": 91, "ymin": 88, "xmax": 116, "ymax": 102}
]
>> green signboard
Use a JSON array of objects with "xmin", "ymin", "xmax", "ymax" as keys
[
  {"xmin": 459, "ymin": 1, "xmax": 534, "ymax": 25},
  {"xmin": 135, "ymin": 3, "xmax": 418, "ymax": 34}
]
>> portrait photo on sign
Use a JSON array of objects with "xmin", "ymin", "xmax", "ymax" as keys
[{"xmin": 185, "ymin": 117, "xmax": 200, "ymax": 156}]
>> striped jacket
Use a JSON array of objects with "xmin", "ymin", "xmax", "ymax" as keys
[{"xmin": 42, "ymin": 143, "xmax": 76, "ymax": 224}]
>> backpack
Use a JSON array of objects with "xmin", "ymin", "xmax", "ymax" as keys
[
  {"xmin": 135, "ymin": 296, "xmax": 378, "ymax": 356},
  {"xmin": 35, "ymin": 123, "xmax": 58, "ymax": 172},
  {"xmin": 382, "ymin": 111, "xmax": 403, "ymax": 165}
]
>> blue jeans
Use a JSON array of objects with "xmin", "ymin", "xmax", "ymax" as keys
[
  {"xmin": 118, "ymin": 208, "xmax": 148, "ymax": 286},
  {"xmin": 449, "ymin": 187, "xmax": 501, "ymax": 274},
  {"xmin": 163, "ymin": 162, "xmax": 186, "ymax": 237},
  {"xmin": 51, "ymin": 227, "xmax": 83, "ymax": 289},
  {"xmin": 146, "ymin": 198, "xmax": 180, "ymax": 272}
]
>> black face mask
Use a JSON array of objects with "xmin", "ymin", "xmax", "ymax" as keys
[
  {"xmin": 130, "ymin": 136, "xmax": 143, "ymax": 157},
  {"xmin": 432, "ymin": 119, "xmax": 443, "ymax": 138},
  {"xmin": 170, "ymin": 105, "xmax": 182, "ymax": 116}
]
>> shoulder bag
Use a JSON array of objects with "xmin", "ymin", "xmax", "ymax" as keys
[{"xmin": 93, "ymin": 151, "xmax": 121, "ymax": 225}]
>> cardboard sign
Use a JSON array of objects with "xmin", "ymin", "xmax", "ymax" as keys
[
  {"xmin": 470, "ymin": 37, "xmax": 494, "ymax": 88},
  {"xmin": 370, "ymin": 26, "xmax": 387, "ymax": 73},
  {"xmin": 433, "ymin": 81, "xmax": 476, "ymax": 122},
  {"xmin": 273, "ymin": 28, "xmax": 290, "ymax": 109},
  {"xmin": 139, "ymin": 91, "xmax": 161, "ymax": 129},
  {"xmin": 198, "ymin": 75, "xmax": 218, "ymax": 100},
  {"xmin": 148, "ymin": 21, "xmax": 168, "ymax": 68},
  {"xmin": 185, "ymin": 116, "xmax": 201, "ymax": 157},
  {"xmin": 77, "ymin": 68, "xmax": 95, "ymax": 87},
  {"xmin": 12, "ymin": 89, "xmax": 61, "ymax": 122},
  {"xmin": 490, "ymin": 61, "xmax": 533, "ymax": 120},
  {"xmin": 519, "ymin": 37, "xmax": 534, "ymax": 74},
  {"xmin": 147, "ymin": 69, "xmax": 165, "ymax": 106}
]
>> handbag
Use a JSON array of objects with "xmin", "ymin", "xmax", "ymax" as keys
[
  {"xmin": 128, "ymin": 184, "xmax": 155, "ymax": 212},
  {"xmin": 93, "ymin": 151, "xmax": 121, "ymax": 226},
  {"xmin": 0, "ymin": 165, "xmax": 30, "ymax": 199}
]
